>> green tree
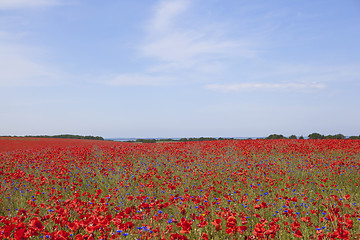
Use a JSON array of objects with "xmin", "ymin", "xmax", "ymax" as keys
[
  {"xmin": 266, "ymin": 134, "xmax": 286, "ymax": 139},
  {"xmin": 325, "ymin": 134, "xmax": 345, "ymax": 139},
  {"xmin": 308, "ymin": 133, "xmax": 324, "ymax": 139}
]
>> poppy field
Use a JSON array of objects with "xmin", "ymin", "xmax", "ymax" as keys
[{"xmin": 1, "ymin": 137, "xmax": 360, "ymax": 239}]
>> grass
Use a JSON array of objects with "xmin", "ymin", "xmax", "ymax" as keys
[{"xmin": 0, "ymin": 139, "xmax": 359, "ymax": 239}]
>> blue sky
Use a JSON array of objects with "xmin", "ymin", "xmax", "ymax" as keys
[{"xmin": 1, "ymin": 0, "xmax": 359, "ymax": 138}]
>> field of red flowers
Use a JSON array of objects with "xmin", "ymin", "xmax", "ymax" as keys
[{"xmin": 1, "ymin": 137, "xmax": 360, "ymax": 239}]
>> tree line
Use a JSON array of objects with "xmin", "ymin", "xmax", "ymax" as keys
[
  {"xmin": 132, "ymin": 133, "xmax": 360, "ymax": 143},
  {"xmin": 1, "ymin": 134, "xmax": 104, "ymax": 140},
  {"xmin": 266, "ymin": 133, "xmax": 360, "ymax": 140},
  {"xmin": 3, "ymin": 133, "xmax": 359, "ymax": 143}
]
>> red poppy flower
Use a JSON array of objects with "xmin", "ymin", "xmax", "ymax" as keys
[
  {"xmin": 211, "ymin": 219, "xmax": 222, "ymax": 231},
  {"xmin": 294, "ymin": 229, "xmax": 303, "ymax": 238}
]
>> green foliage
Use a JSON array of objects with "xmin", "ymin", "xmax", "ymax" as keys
[
  {"xmin": 266, "ymin": 134, "xmax": 286, "ymax": 139},
  {"xmin": 348, "ymin": 135, "xmax": 360, "ymax": 140},
  {"xmin": 308, "ymin": 133, "xmax": 352, "ymax": 140},
  {"xmin": 22, "ymin": 134, "xmax": 104, "ymax": 140},
  {"xmin": 188, "ymin": 137, "xmax": 217, "ymax": 141},
  {"xmin": 308, "ymin": 133, "xmax": 325, "ymax": 139},
  {"xmin": 135, "ymin": 139, "xmax": 156, "ymax": 143},
  {"xmin": 157, "ymin": 138, "xmax": 176, "ymax": 142},
  {"xmin": 289, "ymin": 135, "xmax": 297, "ymax": 139},
  {"xmin": 325, "ymin": 134, "xmax": 345, "ymax": 139}
]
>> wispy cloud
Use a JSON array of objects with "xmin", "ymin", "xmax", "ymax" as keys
[
  {"xmin": 105, "ymin": 73, "xmax": 173, "ymax": 86},
  {"xmin": 205, "ymin": 82, "xmax": 326, "ymax": 92},
  {"xmin": 0, "ymin": 0, "xmax": 68, "ymax": 87},
  {"xmin": 139, "ymin": 0, "xmax": 257, "ymax": 74},
  {"xmin": 142, "ymin": 31, "xmax": 249, "ymax": 63},
  {"xmin": 0, "ymin": 41, "xmax": 63, "ymax": 87},
  {"xmin": 148, "ymin": 0, "xmax": 190, "ymax": 32},
  {"xmin": 205, "ymin": 62, "xmax": 360, "ymax": 93},
  {"xmin": 0, "ymin": 0, "xmax": 61, "ymax": 9},
  {"xmin": 106, "ymin": 0, "xmax": 255, "ymax": 87}
]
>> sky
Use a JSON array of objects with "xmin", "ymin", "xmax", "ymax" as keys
[{"xmin": 1, "ymin": 0, "xmax": 360, "ymax": 138}]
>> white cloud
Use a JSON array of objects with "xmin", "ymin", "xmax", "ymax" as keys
[
  {"xmin": 142, "ymin": 31, "xmax": 248, "ymax": 63},
  {"xmin": 205, "ymin": 82, "xmax": 326, "ymax": 92},
  {"xmin": 140, "ymin": 0, "xmax": 257, "ymax": 74},
  {"xmin": 203, "ymin": 61, "xmax": 360, "ymax": 93},
  {"xmin": 105, "ymin": 73, "xmax": 173, "ymax": 86},
  {"xmin": 148, "ymin": 0, "xmax": 190, "ymax": 32},
  {"xmin": 0, "ymin": 0, "xmax": 68, "ymax": 87},
  {"xmin": 267, "ymin": 64, "xmax": 360, "ymax": 82},
  {"xmin": 0, "ymin": 42, "xmax": 63, "ymax": 86},
  {"xmin": 0, "ymin": 0, "xmax": 61, "ymax": 9}
]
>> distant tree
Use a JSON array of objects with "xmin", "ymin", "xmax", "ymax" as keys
[
  {"xmin": 157, "ymin": 138, "xmax": 175, "ymax": 142},
  {"xmin": 266, "ymin": 134, "xmax": 286, "ymax": 139},
  {"xmin": 348, "ymin": 135, "xmax": 360, "ymax": 140},
  {"xmin": 308, "ymin": 133, "xmax": 324, "ymax": 139},
  {"xmin": 334, "ymin": 134, "xmax": 345, "ymax": 139},
  {"xmin": 23, "ymin": 134, "xmax": 104, "ymax": 140},
  {"xmin": 136, "ymin": 139, "xmax": 156, "ymax": 143},
  {"xmin": 325, "ymin": 134, "xmax": 345, "ymax": 139},
  {"xmin": 289, "ymin": 135, "xmax": 297, "ymax": 139},
  {"xmin": 299, "ymin": 136, "xmax": 304, "ymax": 139},
  {"xmin": 326, "ymin": 134, "xmax": 334, "ymax": 139}
]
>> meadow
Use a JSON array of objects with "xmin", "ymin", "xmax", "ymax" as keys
[{"xmin": 0, "ymin": 137, "xmax": 359, "ymax": 239}]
